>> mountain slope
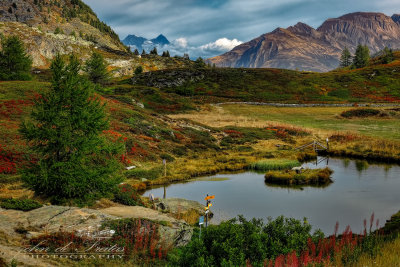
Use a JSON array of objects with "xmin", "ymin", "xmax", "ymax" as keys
[
  {"xmin": 208, "ymin": 12, "xmax": 400, "ymax": 72},
  {"xmin": 0, "ymin": 0, "xmax": 128, "ymax": 67},
  {"xmin": 133, "ymin": 51, "xmax": 400, "ymax": 103}
]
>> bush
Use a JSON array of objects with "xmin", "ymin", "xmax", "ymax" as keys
[
  {"xmin": 113, "ymin": 184, "xmax": 144, "ymax": 206},
  {"xmin": 0, "ymin": 198, "xmax": 42, "ymax": 211},
  {"xmin": 169, "ymin": 215, "xmax": 323, "ymax": 266},
  {"xmin": 341, "ymin": 108, "xmax": 381, "ymax": 118}
]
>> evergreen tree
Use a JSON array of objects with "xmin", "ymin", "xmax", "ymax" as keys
[
  {"xmin": 340, "ymin": 47, "xmax": 352, "ymax": 67},
  {"xmin": 134, "ymin": 66, "xmax": 143, "ymax": 75},
  {"xmin": 162, "ymin": 50, "xmax": 170, "ymax": 57},
  {"xmin": 382, "ymin": 47, "xmax": 394, "ymax": 64},
  {"xmin": 150, "ymin": 47, "xmax": 158, "ymax": 55},
  {"xmin": 134, "ymin": 48, "xmax": 139, "ymax": 56},
  {"xmin": 195, "ymin": 57, "xmax": 206, "ymax": 68},
  {"xmin": 20, "ymin": 55, "xmax": 123, "ymax": 202},
  {"xmin": 353, "ymin": 45, "xmax": 370, "ymax": 69},
  {"xmin": 141, "ymin": 49, "xmax": 146, "ymax": 56},
  {"xmin": 85, "ymin": 51, "xmax": 110, "ymax": 85},
  {"xmin": 0, "ymin": 35, "xmax": 32, "ymax": 80}
]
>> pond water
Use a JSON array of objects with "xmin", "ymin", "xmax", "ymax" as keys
[{"xmin": 143, "ymin": 157, "xmax": 400, "ymax": 234}]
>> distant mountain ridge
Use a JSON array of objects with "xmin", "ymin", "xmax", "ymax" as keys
[
  {"xmin": 208, "ymin": 12, "xmax": 400, "ymax": 72},
  {"xmin": 123, "ymin": 34, "xmax": 170, "ymax": 51}
]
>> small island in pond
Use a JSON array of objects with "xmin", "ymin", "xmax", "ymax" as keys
[{"xmin": 264, "ymin": 167, "xmax": 334, "ymax": 186}]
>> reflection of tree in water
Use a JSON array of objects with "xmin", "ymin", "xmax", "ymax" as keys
[
  {"xmin": 355, "ymin": 160, "xmax": 369, "ymax": 173},
  {"xmin": 342, "ymin": 158, "xmax": 350, "ymax": 168}
]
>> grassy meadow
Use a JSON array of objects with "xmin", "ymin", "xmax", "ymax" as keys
[{"xmin": 171, "ymin": 104, "xmax": 400, "ymax": 140}]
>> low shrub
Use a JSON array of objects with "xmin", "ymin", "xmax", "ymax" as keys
[
  {"xmin": 102, "ymin": 218, "xmax": 168, "ymax": 260},
  {"xmin": 113, "ymin": 184, "xmax": 144, "ymax": 206},
  {"xmin": 168, "ymin": 215, "xmax": 323, "ymax": 266},
  {"xmin": 249, "ymin": 159, "xmax": 301, "ymax": 171},
  {"xmin": 265, "ymin": 167, "xmax": 334, "ymax": 186},
  {"xmin": 127, "ymin": 166, "xmax": 163, "ymax": 180},
  {"xmin": 0, "ymin": 198, "xmax": 42, "ymax": 211},
  {"xmin": 341, "ymin": 108, "xmax": 381, "ymax": 118}
]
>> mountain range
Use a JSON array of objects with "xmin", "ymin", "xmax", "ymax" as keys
[
  {"xmin": 122, "ymin": 34, "xmax": 170, "ymax": 52},
  {"xmin": 208, "ymin": 12, "xmax": 400, "ymax": 72}
]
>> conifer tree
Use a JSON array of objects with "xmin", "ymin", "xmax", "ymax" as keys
[
  {"xmin": 340, "ymin": 47, "xmax": 352, "ymax": 67},
  {"xmin": 85, "ymin": 51, "xmax": 110, "ymax": 85},
  {"xmin": 353, "ymin": 45, "xmax": 370, "ymax": 69},
  {"xmin": 134, "ymin": 48, "xmax": 139, "ymax": 56},
  {"xmin": 141, "ymin": 49, "xmax": 146, "ymax": 56},
  {"xmin": 195, "ymin": 57, "xmax": 206, "ymax": 68},
  {"xmin": 20, "ymin": 55, "xmax": 122, "ymax": 202},
  {"xmin": 0, "ymin": 35, "xmax": 32, "ymax": 80},
  {"xmin": 382, "ymin": 47, "xmax": 394, "ymax": 64},
  {"xmin": 134, "ymin": 66, "xmax": 143, "ymax": 75},
  {"xmin": 150, "ymin": 47, "xmax": 158, "ymax": 55}
]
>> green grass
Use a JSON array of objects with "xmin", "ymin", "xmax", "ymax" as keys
[
  {"xmin": 132, "ymin": 52, "xmax": 400, "ymax": 104},
  {"xmin": 264, "ymin": 167, "xmax": 334, "ymax": 186},
  {"xmin": 222, "ymin": 105, "xmax": 400, "ymax": 140},
  {"xmin": 249, "ymin": 158, "xmax": 301, "ymax": 171}
]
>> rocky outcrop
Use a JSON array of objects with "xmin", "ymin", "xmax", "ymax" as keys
[
  {"xmin": 0, "ymin": 0, "xmax": 37, "ymax": 23},
  {"xmin": 0, "ymin": 205, "xmax": 194, "ymax": 265},
  {"xmin": 155, "ymin": 198, "xmax": 205, "ymax": 215},
  {"xmin": 0, "ymin": 0, "xmax": 128, "ymax": 67},
  {"xmin": 132, "ymin": 69, "xmax": 205, "ymax": 88},
  {"xmin": 208, "ymin": 12, "xmax": 400, "ymax": 72}
]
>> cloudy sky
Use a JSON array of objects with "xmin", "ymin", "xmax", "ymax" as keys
[{"xmin": 84, "ymin": 0, "xmax": 400, "ymax": 58}]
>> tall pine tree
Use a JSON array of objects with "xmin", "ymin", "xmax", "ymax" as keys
[
  {"xmin": 85, "ymin": 51, "xmax": 110, "ymax": 85},
  {"xmin": 340, "ymin": 47, "xmax": 352, "ymax": 67},
  {"xmin": 353, "ymin": 45, "xmax": 370, "ymax": 69},
  {"xmin": 0, "ymin": 35, "xmax": 32, "ymax": 80},
  {"xmin": 20, "ymin": 55, "xmax": 123, "ymax": 202}
]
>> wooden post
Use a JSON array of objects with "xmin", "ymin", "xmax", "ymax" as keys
[
  {"xmin": 326, "ymin": 138, "xmax": 330, "ymax": 151},
  {"xmin": 205, "ymin": 194, "xmax": 209, "ymax": 228},
  {"xmin": 163, "ymin": 159, "xmax": 167, "ymax": 177}
]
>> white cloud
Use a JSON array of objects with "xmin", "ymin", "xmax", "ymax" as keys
[
  {"xmin": 139, "ymin": 37, "xmax": 243, "ymax": 59},
  {"xmin": 173, "ymin": 38, "xmax": 188, "ymax": 48},
  {"xmin": 200, "ymin": 38, "xmax": 243, "ymax": 52}
]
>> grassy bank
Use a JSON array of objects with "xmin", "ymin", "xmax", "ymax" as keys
[
  {"xmin": 264, "ymin": 167, "xmax": 334, "ymax": 186},
  {"xmin": 249, "ymin": 158, "xmax": 300, "ymax": 171}
]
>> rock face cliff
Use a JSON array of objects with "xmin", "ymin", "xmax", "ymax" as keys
[
  {"xmin": 0, "ymin": 0, "xmax": 128, "ymax": 67},
  {"xmin": 208, "ymin": 12, "xmax": 400, "ymax": 72}
]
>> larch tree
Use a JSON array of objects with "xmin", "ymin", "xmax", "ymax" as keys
[
  {"xmin": 0, "ymin": 35, "xmax": 32, "ymax": 80},
  {"xmin": 20, "ymin": 55, "xmax": 123, "ymax": 203},
  {"xmin": 340, "ymin": 47, "xmax": 352, "ymax": 67}
]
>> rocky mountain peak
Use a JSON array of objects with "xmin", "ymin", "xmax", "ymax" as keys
[
  {"xmin": 287, "ymin": 22, "xmax": 316, "ymax": 36},
  {"xmin": 208, "ymin": 11, "xmax": 400, "ymax": 72},
  {"xmin": 151, "ymin": 34, "xmax": 170, "ymax": 45},
  {"xmin": 392, "ymin": 14, "xmax": 400, "ymax": 25}
]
